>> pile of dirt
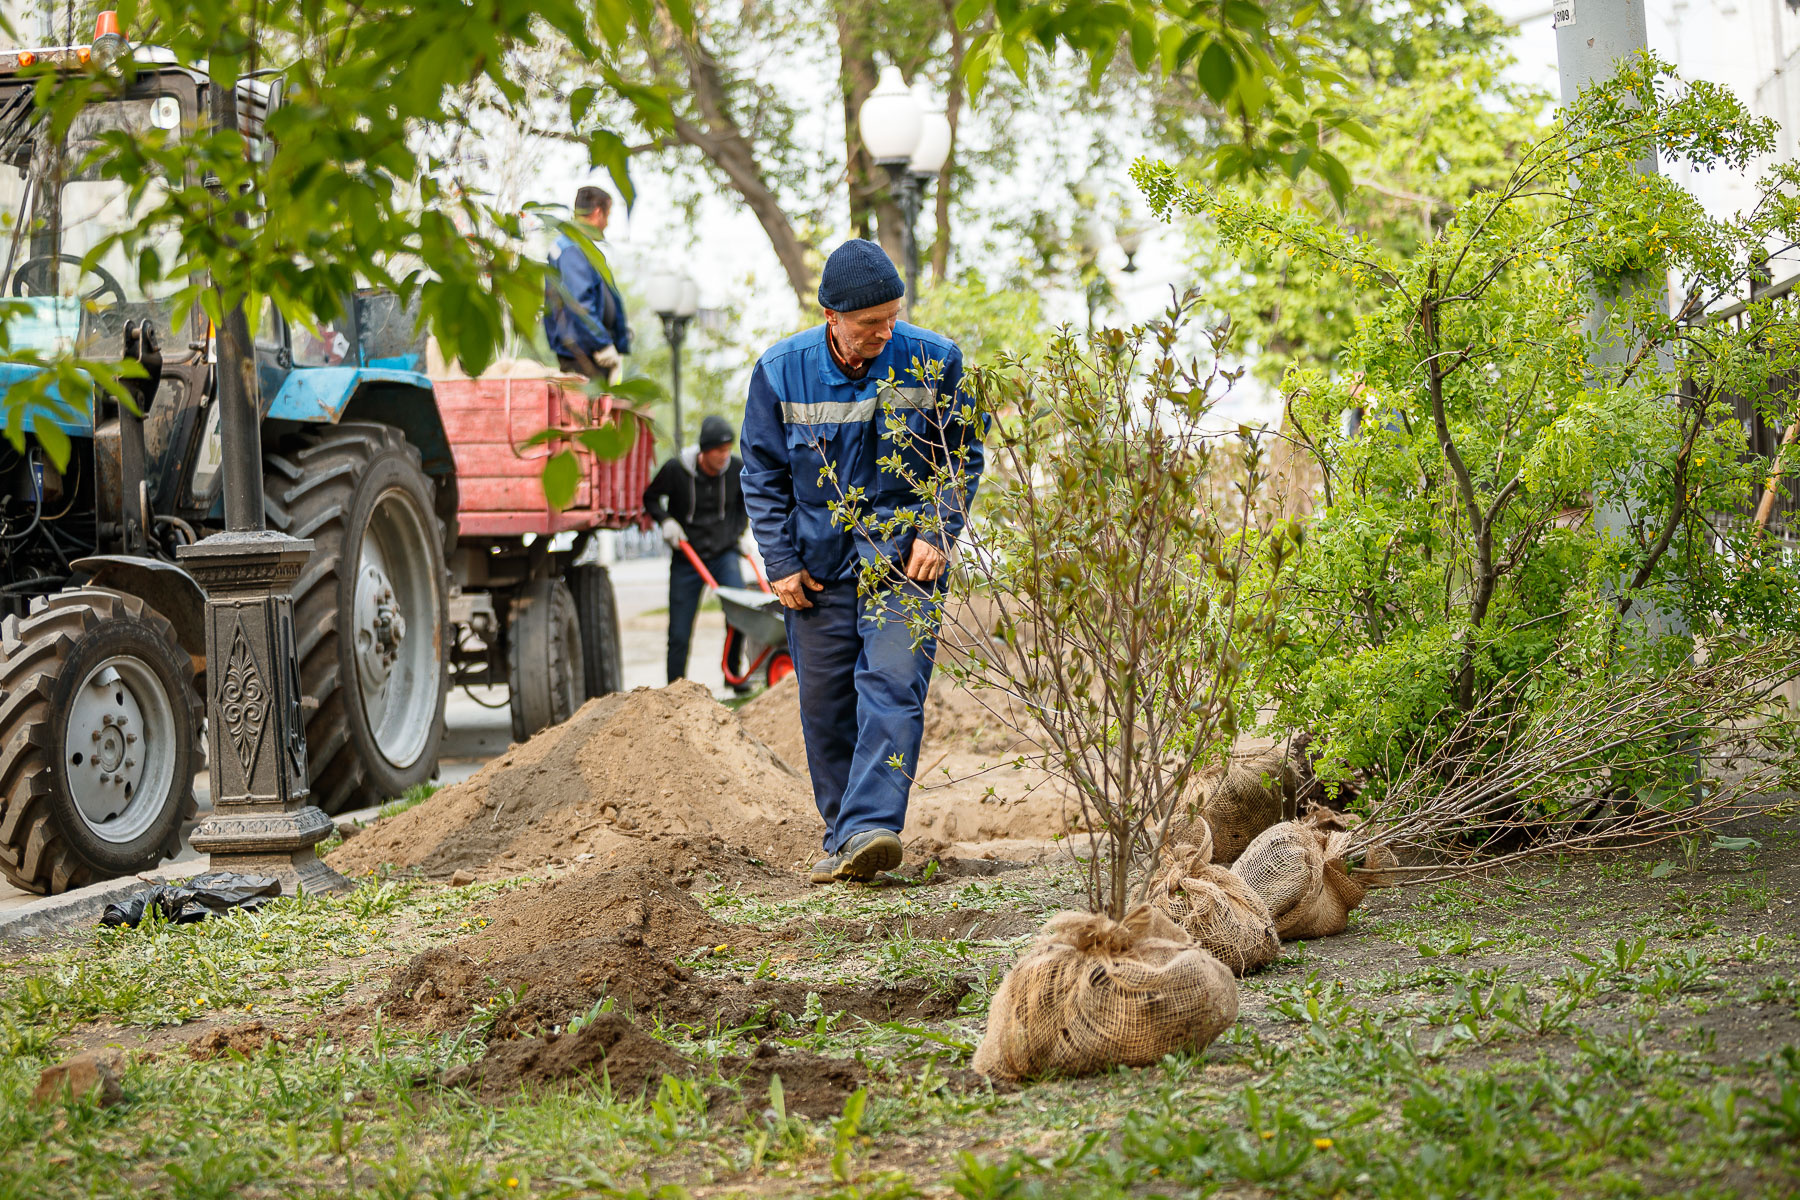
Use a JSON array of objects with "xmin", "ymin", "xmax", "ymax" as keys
[
  {"xmin": 328, "ymin": 682, "xmax": 820, "ymax": 881},
  {"xmin": 738, "ymin": 675, "xmax": 809, "ymax": 770},
  {"xmin": 441, "ymin": 1011, "xmax": 689, "ymax": 1100},
  {"xmin": 438, "ymin": 1011, "xmax": 868, "ymax": 1115},
  {"xmin": 375, "ymin": 933, "xmax": 966, "ymax": 1036},
  {"xmin": 187, "ymin": 1021, "xmax": 287, "ymax": 1061},
  {"xmin": 465, "ymin": 863, "xmax": 754, "ymax": 959},
  {"xmin": 362, "ymin": 856, "xmax": 966, "ymax": 1037},
  {"xmin": 740, "ymin": 671, "xmax": 1073, "ymax": 850},
  {"xmin": 740, "ymin": 674, "xmax": 1032, "ymax": 773}
]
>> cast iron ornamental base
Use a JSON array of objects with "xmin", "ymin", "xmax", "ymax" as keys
[{"xmin": 177, "ymin": 530, "xmax": 349, "ymax": 895}]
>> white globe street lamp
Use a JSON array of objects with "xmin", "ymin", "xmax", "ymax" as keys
[{"xmin": 856, "ymin": 65, "xmax": 951, "ymax": 301}]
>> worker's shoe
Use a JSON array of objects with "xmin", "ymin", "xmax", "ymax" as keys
[
  {"xmin": 833, "ymin": 829, "xmax": 903, "ymax": 882},
  {"xmin": 809, "ymin": 854, "xmax": 842, "ymax": 885}
]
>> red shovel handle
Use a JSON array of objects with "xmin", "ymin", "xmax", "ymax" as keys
[{"xmin": 678, "ymin": 540, "xmax": 720, "ymax": 589}]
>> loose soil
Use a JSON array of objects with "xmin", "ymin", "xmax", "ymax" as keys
[
  {"xmin": 186, "ymin": 1021, "xmax": 288, "ymax": 1061},
  {"xmin": 439, "ymin": 1011, "xmax": 869, "ymax": 1116},
  {"xmin": 372, "ymin": 933, "xmax": 966, "ymax": 1037},
  {"xmin": 327, "ymin": 682, "xmax": 821, "ymax": 882}
]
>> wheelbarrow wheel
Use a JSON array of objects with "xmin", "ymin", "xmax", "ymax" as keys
[{"xmin": 767, "ymin": 651, "xmax": 794, "ymax": 687}]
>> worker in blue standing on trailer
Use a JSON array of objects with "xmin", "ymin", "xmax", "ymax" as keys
[
  {"xmin": 543, "ymin": 185, "xmax": 632, "ymax": 382},
  {"xmin": 740, "ymin": 239, "xmax": 987, "ymax": 884}
]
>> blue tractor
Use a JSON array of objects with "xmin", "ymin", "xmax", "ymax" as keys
[{"xmin": 0, "ymin": 34, "xmax": 462, "ymax": 893}]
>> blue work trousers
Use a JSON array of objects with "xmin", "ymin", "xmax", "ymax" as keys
[
  {"xmin": 668, "ymin": 551, "xmax": 743, "ymax": 682},
  {"xmin": 784, "ymin": 578, "xmax": 939, "ymax": 853}
]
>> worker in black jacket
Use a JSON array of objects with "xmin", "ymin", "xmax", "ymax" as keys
[{"xmin": 643, "ymin": 415, "xmax": 752, "ymax": 687}]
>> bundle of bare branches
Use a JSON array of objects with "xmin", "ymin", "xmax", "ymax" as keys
[{"xmin": 1343, "ymin": 635, "xmax": 1800, "ymax": 881}]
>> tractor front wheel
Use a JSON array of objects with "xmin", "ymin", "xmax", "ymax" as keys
[
  {"xmin": 0, "ymin": 590, "xmax": 201, "ymax": 894},
  {"xmin": 265, "ymin": 422, "xmax": 450, "ymax": 813}
]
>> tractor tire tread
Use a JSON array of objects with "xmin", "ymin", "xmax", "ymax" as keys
[
  {"xmin": 0, "ymin": 590, "xmax": 200, "ymax": 895},
  {"xmin": 266, "ymin": 422, "xmax": 445, "ymax": 814}
]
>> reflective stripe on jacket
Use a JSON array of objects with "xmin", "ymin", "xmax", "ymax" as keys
[{"xmin": 740, "ymin": 322, "xmax": 986, "ymax": 584}]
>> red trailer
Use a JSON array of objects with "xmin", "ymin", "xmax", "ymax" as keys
[{"xmin": 438, "ymin": 375, "xmax": 655, "ymax": 740}]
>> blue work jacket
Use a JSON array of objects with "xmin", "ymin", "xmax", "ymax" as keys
[
  {"xmin": 543, "ymin": 233, "xmax": 632, "ymax": 357},
  {"xmin": 741, "ymin": 322, "xmax": 986, "ymax": 585}
]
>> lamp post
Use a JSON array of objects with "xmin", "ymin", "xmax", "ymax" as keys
[
  {"xmin": 647, "ymin": 270, "xmax": 700, "ymax": 447},
  {"xmin": 857, "ymin": 67, "xmax": 951, "ymax": 301},
  {"xmin": 176, "ymin": 70, "xmax": 344, "ymax": 895}
]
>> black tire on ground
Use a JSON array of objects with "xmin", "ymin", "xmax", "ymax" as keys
[
  {"xmin": 507, "ymin": 576, "xmax": 584, "ymax": 742},
  {"xmin": 568, "ymin": 563, "xmax": 624, "ymax": 699},
  {"xmin": 264, "ymin": 422, "xmax": 450, "ymax": 814},
  {"xmin": 0, "ymin": 590, "xmax": 202, "ymax": 894}
]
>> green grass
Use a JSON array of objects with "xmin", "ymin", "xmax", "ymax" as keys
[{"xmin": 1, "ymin": 844, "xmax": 1797, "ymax": 1197}]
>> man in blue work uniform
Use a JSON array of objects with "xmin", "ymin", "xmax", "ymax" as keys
[
  {"xmin": 543, "ymin": 186, "xmax": 631, "ymax": 381},
  {"xmin": 741, "ymin": 239, "xmax": 986, "ymax": 884}
]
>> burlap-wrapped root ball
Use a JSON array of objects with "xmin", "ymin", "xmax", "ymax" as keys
[
  {"xmin": 1147, "ymin": 842, "xmax": 1281, "ymax": 976},
  {"xmin": 1172, "ymin": 747, "xmax": 1298, "ymax": 866},
  {"xmin": 971, "ymin": 905, "xmax": 1238, "ymax": 1081},
  {"xmin": 1230, "ymin": 804, "xmax": 1371, "ymax": 940}
]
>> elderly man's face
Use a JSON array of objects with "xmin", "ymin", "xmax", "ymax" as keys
[{"xmin": 825, "ymin": 298, "xmax": 902, "ymax": 361}]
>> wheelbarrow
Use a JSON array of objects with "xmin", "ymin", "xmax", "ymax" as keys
[{"xmin": 677, "ymin": 541, "xmax": 794, "ymax": 689}]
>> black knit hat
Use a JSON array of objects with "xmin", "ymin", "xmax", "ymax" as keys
[
  {"xmin": 699, "ymin": 414, "xmax": 735, "ymax": 450},
  {"xmin": 817, "ymin": 238, "xmax": 904, "ymax": 313}
]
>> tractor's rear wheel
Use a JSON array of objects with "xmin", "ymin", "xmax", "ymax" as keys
[
  {"xmin": 265, "ymin": 422, "xmax": 449, "ymax": 814},
  {"xmin": 0, "ymin": 590, "xmax": 201, "ymax": 894},
  {"xmin": 569, "ymin": 563, "xmax": 624, "ymax": 699},
  {"xmin": 507, "ymin": 577, "xmax": 584, "ymax": 742}
]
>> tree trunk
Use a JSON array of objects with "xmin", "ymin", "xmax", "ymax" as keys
[
  {"xmin": 672, "ymin": 35, "xmax": 815, "ymax": 309},
  {"xmin": 930, "ymin": 0, "xmax": 964, "ymax": 283},
  {"xmin": 835, "ymin": 11, "xmax": 907, "ymax": 271},
  {"xmin": 1422, "ymin": 278, "xmax": 1492, "ymax": 711}
]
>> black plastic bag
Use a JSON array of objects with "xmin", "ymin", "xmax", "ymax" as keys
[{"xmin": 100, "ymin": 873, "xmax": 282, "ymax": 928}]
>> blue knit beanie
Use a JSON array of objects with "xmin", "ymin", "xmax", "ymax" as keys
[{"xmin": 817, "ymin": 239, "xmax": 905, "ymax": 312}]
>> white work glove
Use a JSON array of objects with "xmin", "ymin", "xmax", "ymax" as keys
[
  {"xmin": 660, "ymin": 518, "xmax": 685, "ymax": 548},
  {"xmin": 594, "ymin": 345, "xmax": 623, "ymax": 370},
  {"xmin": 738, "ymin": 531, "xmax": 757, "ymax": 559}
]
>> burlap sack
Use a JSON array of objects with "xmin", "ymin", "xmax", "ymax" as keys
[
  {"xmin": 1147, "ymin": 842, "xmax": 1280, "ymax": 976},
  {"xmin": 1172, "ymin": 747, "xmax": 1298, "ymax": 865},
  {"xmin": 1358, "ymin": 842, "xmax": 1402, "ymax": 888},
  {"xmin": 1231, "ymin": 805, "xmax": 1364, "ymax": 940},
  {"xmin": 971, "ymin": 905, "xmax": 1238, "ymax": 1081}
]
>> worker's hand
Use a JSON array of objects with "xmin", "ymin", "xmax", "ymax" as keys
[
  {"xmin": 738, "ymin": 531, "xmax": 758, "ymax": 560},
  {"xmin": 659, "ymin": 518, "xmax": 685, "ymax": 548},
  {"xmin": 594, "ymin": 345, "xmax": 623, "ymax": 370},
  {"xmin": 772, "ymin": 569, "xmax": 825, "ymax": 610},
  {"xmin": 903, "ymin": 537, "xmax": 948, "ymax": 584}
]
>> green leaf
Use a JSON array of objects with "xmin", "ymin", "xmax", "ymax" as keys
[
  {"xmin": 569, "ymin": 85, "xmax": 597, "ymax": 124},
  {"xmin": 28, "ymin": 410, "xmax": 71, "ymax": 471},
  {"xmin": 1195, "ymin": 41, "xmax": 1236, "ymax": 103},
  {"xmin": 1314, "ymin": 151, "xmax": 1353, "ymax": 206},
  {"xmin": 607, "ymin": 377, "xmax": 665, "ymax": 406},
  {"xmin": 576, "ymin": 420, "xmax": 637, "ymax": 461},
  {"xmin": 541, "ymin": 449, "xmax": 581, "ymax": 511}
]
